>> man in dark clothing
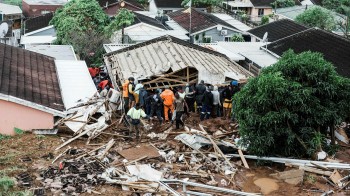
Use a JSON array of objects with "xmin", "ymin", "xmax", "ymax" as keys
[
  {"xmin": 195, "ymin": 80, "xmax": 206, "ymax": 113},
  {"xmin": 222, "ymin": 85, "xmax": 234, "ymax": 119},
  {"xmin": 185, "ymin": 83, "xmax": 195, "ymax": 113},
  {"xmin": 200, "ymin": 86, "xmax": 213, "ymax": 121},
  {"xmin": 149, "ymin": 89, "xmax": 163, "ymax": 124}
]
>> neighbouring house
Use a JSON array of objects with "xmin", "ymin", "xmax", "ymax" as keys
[
  {"xmin": 167, "ymin": 8, "xmax": 244, "ymax": 43},
  {"xmin": 21, "ymin": 26, "xmax": 56, "ymax": 46},
  {"xmin": 247, "ymin": 19, "xmax": 308, "ymax": 42},
  {"xmin": 0, "ymin": 43, "xmax": 65, "ymax": 135},
  {"xmin": 0, "ymin": 3, "xmax": 22, "ymax": 28},
  {"xmin": 211, "ymin": 13, "xmax": 252, "ymax": 32},
  {"xmin": 0, "ymin": 20, "xmax": 21, "ymax": 47},
  {"xmin": 223, "ymin": 0, "xmax": 275, "ymax": 22},
  {"xmin": 265, "ymin": 28, "xmax": 350, "ymax": 78},
  {"xmin": 149, "ymin": 0, "xmax": 207, "ymax": 14},
  {"xmin": 103, "ymin": 0, "xmax": 144, "ymax": 16},
  {"xmin": 0, "ymin": 43, "xmax": 97, "ymax": 135},
  {"xmin": 104, "ymin": 35, "xmax": 253, "ymax": 89},
  {"xmin": 22, "ymin": 0, "xmax": 68, "ymax": 17},
  {"xmin": 25, "ymin": 45, "xmax": 78, "ymax": 60},
  {"xmin": 198, "ymin": 42, "xmax": 277, "ymax": 75},
  {"xmin": 110, "ymin": 12, "xmax": 189, "ymax": 43},
  {"xmin": 24, "ymin": 12, "xmax": 54, "ymax": 34}
]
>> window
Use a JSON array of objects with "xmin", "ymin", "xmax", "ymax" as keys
[
  {"xmin": 258, "ymin": 9, "xmax": 264, "ymax": 16},
  {"xmin": 41, "ymin": 10, "xmax": 51, "ymax": 14},
  {"xmin": 203, "ymin": 36, "xmax": 212, "ymax": 43},
  {"xmin": 224, "ymin": 36, "xmax": 231, "ymax": 42}
]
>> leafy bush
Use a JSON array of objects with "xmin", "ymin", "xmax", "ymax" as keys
[
  {"xmin": 295, "ymin": 6, "xmax": 336, "ymax": 30},
  {"xmin": 230, "ymin": 34, "xmax": 245, "ymax": 42},
  {"xmin": 260, "ymin": 16, "xmax": 269, "ymax": 25},
  {"xmin": 0, "ymin": 176, "xmax": 14, "ymax": 192},
  {"xmin": 271, "ymin": 0, "xmax": 295, "ymax": 8},
  {"xmin": 234, "ymin": 50, "xmax": 350, "ymax": 157},
  {"xmin": 14, "ymin": 128, "xmax": 23, "ymax": 135}
]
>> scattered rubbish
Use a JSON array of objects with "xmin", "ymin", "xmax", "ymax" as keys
[{"xmin": 33, "ymin": 129, "xmax": 58, "ymax": 135}]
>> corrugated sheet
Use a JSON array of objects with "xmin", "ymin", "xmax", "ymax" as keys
[
  {"xmin": 26, "ymin": 45, "xmax": 77, "ymax": 60},
  {"xmin": 55, "ymin": 60, "xmax": 97, "ymax": 109},
  {"xmin": 104, "ymin": 35, "xmax": 253, "ymax": 85}
]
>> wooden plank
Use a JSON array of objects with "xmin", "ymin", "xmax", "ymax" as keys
[{"xmin": 238, "ymin": 149, "xmax": 249, "ymax": 169}]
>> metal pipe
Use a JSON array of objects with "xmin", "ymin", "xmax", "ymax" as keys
[{"xmin": 160, "ymin": 180, "xmax": 261, "ymax": 196}]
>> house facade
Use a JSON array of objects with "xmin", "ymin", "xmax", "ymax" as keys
[
  {"xmin": 223, "ymin": 0, "xmax": 274, "ymax": 22},
  {"xmin": 167, "ymin": 8, "xmax": 243, "ymax": 43},
  {"xmin": 22, "ymin": 0, "xmax": 68, "ymax": 17}
]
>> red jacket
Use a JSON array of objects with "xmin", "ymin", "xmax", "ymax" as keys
[{"xmin": 88, "ymin": 67, "xmax": 100, "ymax": 77}]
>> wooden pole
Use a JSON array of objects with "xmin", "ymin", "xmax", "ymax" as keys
[{"xmin": 186, "ymin": 65, "xmax": 189, "ymax": 83}]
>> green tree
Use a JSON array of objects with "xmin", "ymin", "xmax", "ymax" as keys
[
  {"xmin": 181, "ymin": 0, "xmax": 222, "ymax": 8},
  {"xmin": 295, "ymin": 6, "xmax": 336, "ymax": 30},
  {"xmin": 50, "ymin": 0, "xmax": 109, "ymax": 64},
  {"xmin": 338, "ymin": 6, "xmax": 350, "ymax": 38},
  {"xmin": 234, "ymin": 50, "xmax": 350, "ymax": 158},
  {"xmin": 260, "ymin": 15, "xmax": 269, "ymax": 25},
  {"xmin": 271, "ymin": 0, "xmax": 295, "ymax": 9},
  {"xmin": 230, "ymin": 34, "xmax": 245, "ymax": 42},
  {"xmin": 322, "ymin": 0, "xmax": 350, "ymax": 14},
  {"xmin": 104, "ymin": 8, "xmax": 135, "ymax": 43}
]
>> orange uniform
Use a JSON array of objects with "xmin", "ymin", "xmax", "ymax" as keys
[
  {"xmin": 160, "ymin": 89, "xmax": 175, "ymax": 121},
  {"xmin": 98, "ymin": 80, "xmax": 109, "ymax": 90},
  {"xmin": 88, "ymin": 67, "xmax": 100, "ymax": 77}
]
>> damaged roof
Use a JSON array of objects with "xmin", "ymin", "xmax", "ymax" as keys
[
  {"xmin": 167, "ymin": 8, "xmax": 238, "ymax": 34},
  {"xmin": 266, "ymin": 28, "xmax": 350, "ymax": 78},
  {"xmin": 133, "ymin": 12, "xmax": 167, "ymax": 30},
  {"xmin": 0, "ymin": 43, "xmax": 65, "ymax": 113},
  {"xmin": 247, "ymin": 19, "xmax": 308, "ymax": 41},
  {"xmin": 104, "ymin": 35, "xmax": 253, "ymax": 85}
]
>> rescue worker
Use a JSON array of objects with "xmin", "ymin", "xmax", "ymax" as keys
[
  {"xmin": 200, "ymin": 86, "xmax": 213, "ymax": 121},
  {"xmin": 128, "ymin": 77, "xmax": 136, "ymax": 109},
  {"xmin": 127, "ymin": 103, "xmax": 149, "ymax": 143},
  {"xmin": 160, "ymin": 85, "xmax": 175, "ymax": 122},
  {"xmin": 134, "ymin": 82, "xmax": 144, "ymax": 104},
  {"xmin": 195, "ymin": 80, "xmax": 206, "ymax": 113},
  {"xmin": 174, "ymin": 92, "xmax": 188, "ymax": 129},
  {"xmin": 185, "ymin": 83, "xmax": 195, "ymax": 112},
  {"xmin": 222, "ymin": 84, "xmax": 234, "ymax": 120},
  {"xmin": 122, "ymin": 78, "xmax": 130, "ymax": 113}
]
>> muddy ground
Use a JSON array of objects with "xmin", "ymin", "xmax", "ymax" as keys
[{"xmin": 1, "ymin": 117, "xmax": 350, "ymax": 195}]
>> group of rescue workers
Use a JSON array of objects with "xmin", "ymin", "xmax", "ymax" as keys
[{"xmin": 89, "ymin": 68, "xmax": 240, "ymax": 143}]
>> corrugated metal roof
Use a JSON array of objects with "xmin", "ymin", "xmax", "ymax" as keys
[
  {"xmin": 104, "ymin": 35, "xmax": 253, "ymax": 85},
  {"xmin": 212, "ymin": 13, "xmax": 252, "ymax": 32},
  {"xmin": 20, "ymin": 36, "xmax": 56, "ymax": 45},
  {"xmin": 26, "ymin": 45, "xmax": 77, "ymax": 60},
  {"xmin": 55, "ymin": 60, "xmax": 97, "ymax": 109},
  {"xmin": 0, "ymin": 3, "xmax": 22, "ymax": 15}
]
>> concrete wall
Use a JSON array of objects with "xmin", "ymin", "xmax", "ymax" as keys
[
  {"xmin": 0, "ymin": 100, "xmax": 54, "ymax": 135},
  {"xmin": 193, "ymin": 27, "xmax": 240, "ymax": 43}
]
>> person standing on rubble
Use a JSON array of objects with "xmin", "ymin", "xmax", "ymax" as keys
[
  {"xmin": 211, "ymin": 86, "xmax": 221, "ymax": 118},
  {"xmin": 200, "ymin": 86, "xmax": 214, "ymax": 121},
  {"xmin": 128, "ymin": 77, "xmax": 136, "ymax": 109},
  {"xmin": 160, "ymin": 86, "xmax": 175, "ymax": 122},
  {"xmin": 185, "ymin": 83, "xmax": 195, "ymax": 113},
  {"xmin": 222, "ymin": 84, "xmax": 234, "ymax": 120},
  {"xmin": 127, "ymin": 103, "xmax": 149, "ymax": 143},
  {"xmin": 122, "ymin": 78, "xmax": 130, "ymax": 113},
  {"xmin": 149, "ymin": 89, "xmax": 163, "ymax": 124},
  {"xmin": 174, "ymin": 92, "xmax": 188, "ymax": 129},
  {"xmin": 195, "ymin": 80, "xmax": 206, "ymax": 114},
  {"xmin": 134, "ymin": 82, "xmax": 144, "ymax": 104}
]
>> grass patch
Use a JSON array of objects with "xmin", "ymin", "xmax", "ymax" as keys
[
  {"xmin": 0, "ymin": 134, "xmax": 11, "ymax": 141},
  {"xmin": 0, "ymin": 153, "xmax": 20, "ymax": 165},
  {"xmin": 0, "ymin": 176, "xmax": 14, "ymax": 192},
  {"xmin": 14, "ymin": 128, "xmax": 24, "ymax": 135},
  {"xmin": 36, "ymin": 135, "xmax": 45, "ymax": 140}
]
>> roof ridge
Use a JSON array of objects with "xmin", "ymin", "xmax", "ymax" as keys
[{"xmin": 104, "ymin": 35, "xmax": 230, "ymax": 59}]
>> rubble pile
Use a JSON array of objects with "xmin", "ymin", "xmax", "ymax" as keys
[{"xmin": 29, "ymin": 94, "xmax": 350, "ymax": 195}]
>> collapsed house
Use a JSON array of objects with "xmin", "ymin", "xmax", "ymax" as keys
[{"xmin": 104, "ymin": 35, "xmax": 253, "ymax": 89}]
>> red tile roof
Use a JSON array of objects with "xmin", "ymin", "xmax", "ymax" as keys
[{"xmin": 167, "ymin": 8, "xmax": 237, "ymax": 34}]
